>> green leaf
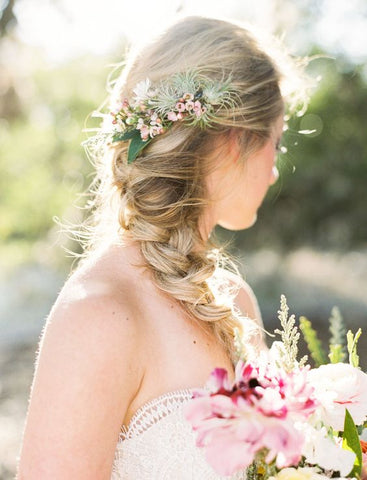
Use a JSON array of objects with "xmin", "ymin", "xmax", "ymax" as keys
[
  {"xmin": 299, "ymin": 316, "xmax": 328, "ymax": 366},
  {"xmin": 127, "ymin": 133, "xmax": 151, "ymax": 164},
  {"xmin": 111, "ymin": 129, "xmax": 151, "ymax": 163},
  {"xmin": 342, "ymin": 409, "xmax": 362, "ymax": 477},
  {"xmin": 347, "ymin": 328, "xmax": 362, "ymax": 367},
  {"xmin": 112, "ymin": 129, "xmax": 137, "ymax": 142}
]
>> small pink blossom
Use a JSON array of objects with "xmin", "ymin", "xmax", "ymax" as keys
[
  {"xmin": 183, "ymin": 93, "xmax": 194, "ymax": 101},
  {"xmin": 149, "ymin": 125, "xmax": 164, "ymax": 138},
  {"xmin": 193, "ymin": 100, "xmax": 203, "ymax": 117},
  {"xmin": 176, "ymin": 102, "xmax": 186, "ymax": 112},
  {"xmin": 167, "ymin": 111, "xmax": 178, "ymax": 121},
  {"xmin": 185, "ymin": 100, "xmax": 195, "ymax": 111},
  {"xmin": 139, "ymin": 125, "xmax": 149, "ymax": 140}
]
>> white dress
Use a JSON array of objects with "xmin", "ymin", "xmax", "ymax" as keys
[{"xmin": 110, "ymin": 388, "xmax": 248, "ymax": 479}]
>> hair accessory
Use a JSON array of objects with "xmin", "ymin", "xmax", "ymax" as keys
[{"xmin": 109, "ymin": 71, "xmax": 238, "ymax": 163}]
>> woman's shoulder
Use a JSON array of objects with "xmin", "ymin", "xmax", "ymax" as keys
[
  {"xmin": 58, "ymin": 240, "xmax": 146, "ymax": 314},
  {"xmin": 45, "ymin": 241, "xmax": 147, "ymax": 361}
]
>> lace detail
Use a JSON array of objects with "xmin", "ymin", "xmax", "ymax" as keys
[
  {"xmin": 120, "ymin": 388, "xmax": 194, "ymax": 439},
  {"xmin": 111, "ymin": 388, "xmax": 248, "ymax": 480}
]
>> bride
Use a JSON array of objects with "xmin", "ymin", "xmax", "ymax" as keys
[{"xmin": 16, "ymin": 16, "xmax": 306, "ymax": 480}]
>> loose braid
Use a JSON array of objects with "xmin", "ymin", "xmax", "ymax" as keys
[{"xmin": 75, "ymin": 16, "xmax": 309, "ymax": 361}]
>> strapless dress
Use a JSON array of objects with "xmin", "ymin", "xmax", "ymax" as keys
[{"xmin": 110, "ymin": 388, "xmax": 248, "ymax": 479}]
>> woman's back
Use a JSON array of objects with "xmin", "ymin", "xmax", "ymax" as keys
[{"xmin": 17, "ymin": 240, "xmax": 247, "ymax": 479}]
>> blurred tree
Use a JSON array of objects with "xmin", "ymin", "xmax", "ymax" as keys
[
  {"xmin": 220, "ymin": 58, "xmax": 367, "ymax": 252},
  {"xmin": 0, "ymin": 52, "xmax": 108, "ymax": 267},
  {"xmin": 0, "ymin": 0, "xmax": 17, "ymax": 36}
]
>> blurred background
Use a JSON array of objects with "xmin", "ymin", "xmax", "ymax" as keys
[{"xmin": 0, "ymin": 0, "xmax": 366, "ymax": 477}]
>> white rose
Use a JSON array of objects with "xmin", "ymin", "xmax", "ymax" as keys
[
  {"xmin": 298, "ymin": 422, "xmax": 355, "ymax": 477},
  {"xmin": 308, "ymin": 363, "xmax": 367, "ymax": 430}
]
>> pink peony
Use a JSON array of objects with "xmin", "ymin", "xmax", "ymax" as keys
[{"xmin": 184, "ymin": 360, "xmax": 316, "ymax": 476}]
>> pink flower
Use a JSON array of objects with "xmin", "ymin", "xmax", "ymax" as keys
[
  {"xmin": 176, "ymin": 102, "xmax": 186, "ymax": 112},
  {"xmin": 184, "ymin": 397, "xmax": 303, "ymax": 476},
  {"xmin": 139, "ymin": 125, "xmax": 149, "ymax": 140},
  {"xmin": 206, "ymin": 367, "xmax": 232, "ymax": 393},
  {"xmin": 167, "ymin": 111, "xmax": 178, "ymax": 121},
  {"xmin": 183, "ymin": 360, "xmax": 315, "ymax": 476},
  {"xmin": 362, "ymin": 451, "xmax": 367, "ymax": 480},
  {"xmin": 185, "ymin": 100, "xmax": 195, "ymax": 111},
  {"xmin": 149, "ymin": 125, "xmax": 164, "ymax": 138},
  {"xmin": 193, "ymin": 100, "xmax": 203, "ymax": 117},
  {"xmin": 183, "ymin": 93, "xmax": 194, "ymax": 101}
]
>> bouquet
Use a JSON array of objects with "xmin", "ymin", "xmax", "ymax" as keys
[{"xmin": 184, "ymin": 296, "xmax": 367, "ymax": 479}]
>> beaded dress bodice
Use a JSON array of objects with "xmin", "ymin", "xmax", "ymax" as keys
[{"xmin": 110, "ymin": 388, "xmax": 248, "ymax": 480}]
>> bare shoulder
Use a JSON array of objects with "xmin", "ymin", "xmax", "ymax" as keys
[{"xmin": 17, "ymin": 253, "xmax": 144, "ymax": 479}]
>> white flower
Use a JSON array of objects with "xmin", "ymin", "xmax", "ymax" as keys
[
  {"xmin": 268, "ymin": 466, "xmax": 330, "ymax": 480},
  {"xmin": 133, "ymin": 79, "xmax": 154, "ymax": 103},
  {"xmin": 308, "ymin": 363, "xmax": 367, "ymax": 430},
  {"xmin": 297, "ymin": 422, "xmax": 355, "ymax": 477},
  {"xmin": 269, "ymin": 466, "xmax": 352, "ymax": 480}
]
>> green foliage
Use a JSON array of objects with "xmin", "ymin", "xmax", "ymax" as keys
[
  {"xmin": 226, "ymin": 59, "xmax": 367, "ymax": 252},
  {"xmin": 342, "ymin": 409, "xmax": 362, "ymax": 477},
  {"xmin": 0, "ymin": 52, "xmax": 108, "ymax": 265},
  {"xmin": 329, "ymin": 344, "xmax": 345, "ymax": 364},
  {"xmin": 328, "ymin": 307, "xmax": 347, "ymax": 363},
  {"xmin": 299, "ymin": 316, "xmax": 328, "ymax": 366},
  {"xmin": 347, "ymin": 328, "xmax": 362, "ymax": 367}
]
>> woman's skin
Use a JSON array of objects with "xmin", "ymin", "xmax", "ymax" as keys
[{"xmin": 16, "ymin": 120, "xmax": 282, "ymax": 480}]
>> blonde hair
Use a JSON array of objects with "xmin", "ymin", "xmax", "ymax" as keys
[{"xmin": 75, "ymin": 16, "xmax": 308, "ymax": 361}]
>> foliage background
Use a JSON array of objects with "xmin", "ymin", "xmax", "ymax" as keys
[{"xmin": 0, "ymin": 0, "xmax": 366, "ymax": 478}]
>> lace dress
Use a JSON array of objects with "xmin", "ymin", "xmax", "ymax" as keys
[{"xmin": 110, "ymin": 388, "xmax": 248, "ymax": 479}]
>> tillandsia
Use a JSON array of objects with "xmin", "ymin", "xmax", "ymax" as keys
[{"xmin": 108, "ymin": 70, "xmax": 239, "ymax": 163}]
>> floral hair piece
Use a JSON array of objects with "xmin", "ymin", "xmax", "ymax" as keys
[{"xmin": 109, "ymin": 70, "xmax": 239, "ymax": 163}]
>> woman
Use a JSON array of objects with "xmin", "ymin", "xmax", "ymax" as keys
[{"xmin": 17, "ymin": 16, "xmax": 306, "ymax": 480}]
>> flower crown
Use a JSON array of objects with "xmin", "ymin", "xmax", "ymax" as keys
[{"xmin": 109, "ymin": 70, "xmax": 238, "ymax": 163}]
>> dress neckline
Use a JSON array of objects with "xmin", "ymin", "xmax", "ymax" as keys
[{"xmin": 119, "ymin": 388, "xmax": 197, "ymax": 440}]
